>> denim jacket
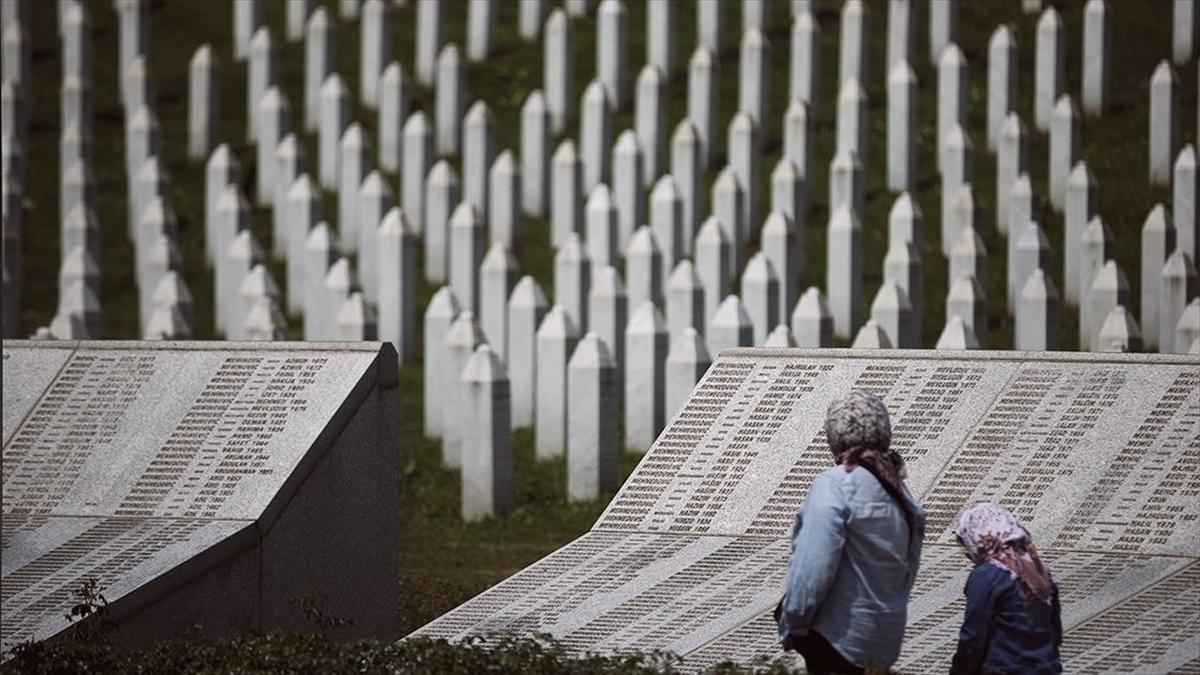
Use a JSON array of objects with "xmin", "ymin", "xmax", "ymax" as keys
[
  {"xmin": 776, "ymin": 465, "xmax": 926, "ymax": 669},
  {"xmin": 949, "ymin": 563, "xmax": 1062, "ymax": 675}
]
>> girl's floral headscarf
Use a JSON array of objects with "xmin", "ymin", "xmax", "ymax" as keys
[
  {"xmin": 955, "ymin": 501, "xmax": 1054, "ymax": 605},
  {"xmin": 825, "ymin": 388, "xmax": 906, "ymax": 492}
]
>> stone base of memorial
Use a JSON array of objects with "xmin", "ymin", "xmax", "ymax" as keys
[
  {"xmin": 1, "ymin": 340, "xmax": 399, "ymax": 652},
  {"xmin": 409, "ymin": 348, "xmax": 1199, "ymax": 673}
]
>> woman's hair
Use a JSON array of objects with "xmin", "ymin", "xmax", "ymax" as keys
[{"xmin": 956, "ymin": 501, "xmax": 1055, "ymax": 605}]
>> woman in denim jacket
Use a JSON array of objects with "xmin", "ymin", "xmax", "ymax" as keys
[
  {"xmin": 950, "ymin": 502, "xmax": 1062, "ymax": 675},
  {"xmin": 776, "ymin": 389, "xmax": 926, "ymax": 675}
]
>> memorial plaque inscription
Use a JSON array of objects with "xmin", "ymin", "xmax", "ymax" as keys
[{"xmin": 414, "ymin": 349, "xmax": 1200, "ymax": 673}]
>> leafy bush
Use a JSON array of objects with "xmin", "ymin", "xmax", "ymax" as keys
[{"xmin": 2, "ymin": 632, "xmax": 802, "ymax": 674}]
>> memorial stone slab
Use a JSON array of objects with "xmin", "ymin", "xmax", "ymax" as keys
[{"xmin": 1, "ymin": 341, "xmax": 399, "ymax": 651}]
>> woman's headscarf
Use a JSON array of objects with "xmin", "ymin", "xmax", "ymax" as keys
[
  {"xmin": 825, "ymin": 389, "xmax": 906, "ymax": 492},
  {"xmin": 955, "ymin": 501, "xmax": 1054, "ymax": 605}
]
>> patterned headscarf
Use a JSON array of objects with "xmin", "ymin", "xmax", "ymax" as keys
[
  {"xmin": 956, "ymin": 502, "xmax": 1054, "ymax": 605},
  {"xmin": 825, "ymin": 389, "xmax": 906, "ymax": 491}
]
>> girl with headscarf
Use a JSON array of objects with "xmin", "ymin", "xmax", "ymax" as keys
[
  {"xmin": 776, "ymin": 389, "xmax": 926, "ymax": 675},
  {"xmin": 950, "ymin": 502, "xmax": 1062, "ymax": 675}
]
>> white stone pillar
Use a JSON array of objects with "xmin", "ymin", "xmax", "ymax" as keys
[
  {"xmin": 625, "ymin": 301, "xmax": 667, "ymax": 451},
  {"xmin": 508, "ymin": 276, "xmax": 549, "ymax": 429},
  {"xmin": 536, "ymin": 305, "xmax": 579, "ymax": 458},
  {"xmin": 461, "ymin": 343, "xmax": 512, "ymax": 521}
]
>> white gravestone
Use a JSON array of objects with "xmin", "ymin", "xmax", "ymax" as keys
[
  {"xmin": 256, "ymin": 88, "xmax": 290, "ymax": 206},
  {"xmin": 761, "ymin": 211, "xmax": 799, "ymax": 327},
  {"xmin": 378, "ymin": 63, "xmax": 409, "ymax": 173},
  {"xmin": 709, "ymin": 294, "xmax": 753, "ymax": 355},
  {"xmin": 1096, "ymin": 305, "xmax": 1143, "ymax": 352},
  {"xmin": 839, "ymin": 0, "xmax": 868, "ymax": 88},
  {"xmin": 567, "ymin": 333, "xmax": 618, "ymax": 502},
  {"xmin": 945, "ymin": 275, "xmax": 986, "ymax": 346},
  {"xmin": 664, "ymin": 327, "xmax": 710, "ymax": 423},
  {"xmin": 1016, "ymin": 268, "xmax": 1060, "ymax": 350},
  {"xmin": 233, "ymin": 0, "xmax": 261, "ymax": 61},
  {"xmin": 738, "ymin": 29, "xmax": 769, "ymax": 129},
  {"xmin": 359, "ymin": 0, "xmax": 391, "ymax": 109},
  {"xmin": 435, "ymin": 45, "xmax": 464, "ymax": 157},
  {"xmin": 535, "ymin": 305, "xmax": 579, "ymax": 459},
  {"xmin": 1034, "ymin": 7, "xmax": 1064, "ymax": 133},
  {"xmin": 480, "ymin": 242, "xmax": 517, "ymax": 361},
  {"xmin": 1175, "ymin": 0, "xmax": 1198, "ymax": 65},
  {"xmin": 1140, "ymin": 205, "xmax": 1176, "ymax": 351},
  {"xmin": 1064, "ymin": 162, "xmax": 1098, "ymax": 306},
  {"xmin": 377, "ymin": 207, "xmax": 415, "ymax": 364},
  {"xmin": 425, "ymin": 160, "xmax": 460, "ymax": 284},
  {"xmin": 791, "ymin": 287, "xmax": 833, "ymax": 347},
  {"xmin": 273, "ymin": 135, "xmax": 307, "ymax": 257},
  {"xmin": 338, "ymin": 124, "xmax": 372, "ymax": 255},
  {"xmin": 887, "ymin": 0, "xmax": 911, "ymax": 72},
  {"xmin": 1082, "ymin": 0, "xmax": 1111, "ymax": 117},
  {"xmin": 784, "ymin": 101, "xmax": 811, "ymax": 186},
  {"xmin": 928, "ymin": 0, "xmax": 957, "ymax": 64},
  {"xmin": 463, "ymin": 101, "xmax": 495, "ymax": 227},
  {"xmin": 695, "ymin": 217, "xmax": 731, "ymax": 334},
  {"xmin": 588, "ymin": 266, "xmax": 627, "ymax": 393},
  {"xmin": 544, "ymin": 9, "xmax": 572, "ymax": 134},
  {"xmin": 712, "ymin": 166, "xmax": 745, "ymax": 280},
  {"xmin": 519, "ymin": 0, "xmax": 543, "ymax": 40},
  {"xmin": 934, "ymin": 46, "xmax": 968, "ymax": 178},
  {"xmin": 827, "ymin": 205, "xmax": 863, "ymax": 340},
  {"xmin": 467, "ymin": 0, "xmax": 494, "ymax": 62},
  {"xmin": 650, "ymin": 176, "xmax": 684, "ymax": 288},
  {"xmin": 873, "ymin": 281, "xmax": 914, "ymax": 349},
  {"xmin": 790, "ymin": 11, "xmax": 820, "ymax": 110},
  {"xmin": 996, "ymin": 113, "xmax": 1028, "ymax": 236},
  {"xmin": 1175, "ymin": 146, "xmax": 1198, "ymax": 263},
  {"xmin": 304, "ymin": 8, "xmax": 333, "ymax": 133},
  {"xmin": 836, "ymin": 79, "xmax": 867, "ymax": 163},
  {"xmin": 884, "ymin": 241, "xmax": 922, "ymax": 345},
  {"xmin": 556, "ymin": 232, "xmax": 592, "ymax": 331},
  {"xmin": 1012, "ymin": 220, "xmax": 1051, "ymax": 321},
  {"xmin": 613, "ymin": 130, "xmax": 644, "ymax": 249},
  {"xmin": 508, "ymin": 276, "xmax": 549, "ymax": 429},
  {"xmin": 286, "ymin": 0, "xmax": 311, "ymax": 42},
  {"xmin": 597, "ymin": 0, "xmax": 628, "ymax": 110},
  {"xmin": 940, "ymin": 126, "xmax": 972, "ymax": 255},
  {"xmin": 987, "ymin": 26, "xmax": 1017, "ymax": 152},
  {"xmin": 635, "ymin": 66, "xmax": 664, "ymax": 185},
  {"xmin": 586, "ymin": 185, "xmax": 619, "ymax": 271},
  {"xmin": 302, "ymin": 223, "xmax": 337, "ymax": 339},
  {"xmin": 521, "ymin": 91, "xmax": 550, "ymax": 218},
  {"xmin": 626, "ymin": 225, "xmax": 664, "ymax": 312},
  {"xmin": 580, "ymin": 81, "xmax": 611, "ymax": 192},
  {"xmin": 552, "ymin": 140, "xmax": 582, "ymax": 247},
  {"xmin": 672, "ymin": 120, "xmax": 702, "ymax": 255},
  {"xmin": 318, "ymin": 74, "xmax": 349, "ymax": 190},
  {"xmin": 624, "ymin": 301, "xmax": 667, "ymax": 452},
  {"xmin": 246, "ymin": 29, "xmax": 277, "ymax": 143},
  {"xmin": 689, "ymin": 48, "xmax": 717, "ymax": 168},
  {"xmin": 490, "ymin": 151, "xmax": 521, "ymax": 250},
  {"xmin": 449, "ymin": 203, "xmax": 485, "ymax": 316},
  {"xmin": 285, "ymin": 174, "xmax": 321, "ymax": 314},
  {"xmin": 416, "ymin": 0, "xmax": 444, "ymax": 87},
  {"xmin": 887, "ymin": 60, "xmax": 916, "ymax": 192},
  {"xmin": 461, "ymin": 343, "xmax": 512, "ymax": 521},
  {"xmin": 1160, "ymin": 250, "xmax": 1198, "ymax": 353},
  {"xmin": 442, "ymin": 311, "xmax": 486, "ymax": 467},
  {"xmin": 741, "ymin": 253, "xmax": 780, "ymax": 346},
  {"xmin": 829, "ymin": 150, "xmax": 864, "ymax": 224},
  {"xmin": 357, "ymin": 171, "xmax": 392, "ymax": 305},
  {"xmin": 402, "ymin": 111, "xmax": 433, "ymax": 238},
  {"xmin": 187, "ymin": 45, "xmax": 217, "ymax": 161},
  {"xmin": 696, "ymin": 0, "xmax": 721, "ymax": 53},
  {"xmin": 646, "ymin": 0, "xmax": 673, "ymax": 74},
  {"xmin": 1085, "ymin": 261, "xmax": 1131, "ymax": 352},
  {"xmin": 666, "ymin": 260, "xmax": 705, "ymax": 341},
  {"xmin": 1049, "ymin": 95, "xmax": 1080, "ymax": 212},
  {"xmin": 728, "ymin": 112, "xmax": 759, "ymax": 242}
]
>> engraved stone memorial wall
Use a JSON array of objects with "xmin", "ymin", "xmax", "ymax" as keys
[
  {"xmin": 1, "ymin": 340, "xmax": 400, "ymax": 651},
  {"xmin": 412, "ymin": 349, "xmax": 1200, "ymax": 673}
]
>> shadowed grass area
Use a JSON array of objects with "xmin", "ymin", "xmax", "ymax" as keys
[{"xmin": 10, "ymin": 0, "xmax": 1196, "ymax": 645}]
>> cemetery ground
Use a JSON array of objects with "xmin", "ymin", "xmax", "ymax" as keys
[{"xmin": 6, "ymin": 0, "xmax": 1198, "ymax": 670}]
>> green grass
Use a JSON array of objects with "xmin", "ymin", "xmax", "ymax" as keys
[{"xmin": 10, "ymin": 0, "xmax": 1197, "ymax": 647}]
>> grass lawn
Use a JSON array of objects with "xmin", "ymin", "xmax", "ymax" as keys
[{"xmin": 10, "ymin": 0, "xmax": 1196, "ymax": 640}]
